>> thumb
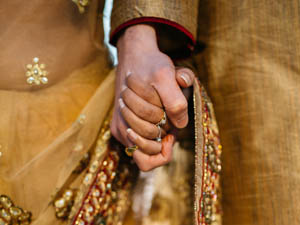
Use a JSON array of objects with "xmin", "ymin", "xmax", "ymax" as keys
[
  {"xmin": 153, "ymin": 67, "xmax": 189, "ymax": 129},
  {"xmin": 175, "ymin": 67, "xmax": 195, "ymax": 88}
]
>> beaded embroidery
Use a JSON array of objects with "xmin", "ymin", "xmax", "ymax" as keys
[
  {"xmin": 196, "ymin": 82, "xmax": 222, "ymax": 225},
  {"xmin": 72, "ymin": 0, "xmax": 90, "ymax": 13},
  {"xmin": 53, "ymin": 115, "xmax": 134, "ymax": 225},
  {"xmin": 26, "ymin": 57, "xmax": 48, "ymax": 85},
  {"xmin": 0, "ymin": 195, "xmax": 32, "ymax": 225}
]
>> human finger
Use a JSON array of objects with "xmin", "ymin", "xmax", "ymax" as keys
[
  {"xmin": 175, "ymin": 67, "xmax": 195, "ymax": 88},
  {"xmin": 121, "ymin": 87, "xmax": 171, "ymax": 130},
  {"xmin": 126, "ymin": 128, "xmax": 162, "ymax": 155},
  {"xmin": 126, "ymin": 73, "xmax": 163, "ymax": 108},
  {"xmin": 132, "ymin": 134, "xmax": 175, "ymax": 172},
  {"xmin": 119, "ymin": 98, "xmax": 167, "ymax": 139},
  {"xmin": 150, "ymin": 67, "xmax": 189, "ymax": 129},
  {"xmin": 121, "ymin": 86, "xmax": 164, "ymax": 124},
  {"xmin": 110, "ymin": 110, "xmax": 134, "ymax": 147}
]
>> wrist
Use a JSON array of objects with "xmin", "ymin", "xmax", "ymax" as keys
[{"xmin": 117, "ymin": 24, "xmax": 159, "ymax": 52}]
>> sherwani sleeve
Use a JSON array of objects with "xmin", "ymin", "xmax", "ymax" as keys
[{"xmin": 110, "ymin": 0, "xmax": 199, "ymax": 57}]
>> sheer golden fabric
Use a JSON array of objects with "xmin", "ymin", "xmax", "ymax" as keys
[
  {"xmin": 0, "ymin": 55, "xmax": 114, "ymax": 224},
  {"xmin": 0, "ymin": 57, "xmax": 218, "ymax": 225},
  {"xmin": 0, "ymin": 1, "xmax": 112, "ymax": 224}
]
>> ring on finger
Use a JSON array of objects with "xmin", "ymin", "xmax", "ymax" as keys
[
  {"xmin": 156, "ymin": 125, "xmax": 162, "ymax": 143},
  {"xmin": 156, "ymin": 111, "xmax": 167, "ymax": 127},
  {"xmin": 125, "ymin": 145, "xmax": 138, "ymax": 157}
]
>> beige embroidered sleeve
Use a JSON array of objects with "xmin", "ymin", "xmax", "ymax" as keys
[{"xmin": 110, "ymin": 0, "xmax": 199, "ymax": 43}]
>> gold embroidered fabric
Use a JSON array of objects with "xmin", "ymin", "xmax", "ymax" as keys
[
  {"xmin": 0, "ymin": 61, "xmax": 221, "ymax": 225},
  {"xmin": 68, "ymin": 117, "xmax": 136, "ymax": 225},
  {"xmin": 0, "ymin": 56, "xmax": 113, "ymax": 225},
  {"xmin": 0, "ymin": 195, "xmax": 32, "ymax": 225},
  {"xmin": 125, "ymin": 80, "xmax": 222, "ymax": 225},
  {"xmin": 193, "ymin": 81, "xmax": 222, "ymax": 225},
  {"xmin": 0, "ymin": 1, "xmax": 110, "ymax": 223},
  {"xmin": 114, "ymin": 1, "xmax": 300, "ymax": 224},
  {"xmin": 0, "ymin": 1, "xmax": 224, "ymax": 225}
]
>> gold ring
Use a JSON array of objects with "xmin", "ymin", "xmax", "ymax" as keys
[
  {"xmin": 156, "ymin": 111, "xmax": 167, "ymax": 127},
  {"xmin": 125, "ymin": 145, "xmax": 138, "ymax": 157}
]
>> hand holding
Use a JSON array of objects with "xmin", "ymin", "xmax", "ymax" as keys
[
  {"xmin": 121, "ymin": 67, "xmax": 195, "ymax": 171},
  {"xmin": 110, "ymin": 24, "xmax": 195, "ymax": 171}
]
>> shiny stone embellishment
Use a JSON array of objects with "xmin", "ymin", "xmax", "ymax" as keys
[{"xmin": 26, "ymin": 57, "xmax": 48, "ymax": 85}]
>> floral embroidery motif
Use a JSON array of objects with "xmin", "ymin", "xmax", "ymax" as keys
[{"xmin": 26, "ymin": 57, "xmax": 48, "ymax": 85}]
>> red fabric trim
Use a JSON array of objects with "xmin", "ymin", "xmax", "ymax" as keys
[{"xmin": 110, "ymin": 17, "xmax": 196, "ymax": 48}]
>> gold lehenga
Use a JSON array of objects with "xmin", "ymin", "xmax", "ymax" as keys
[
  {"xmin": 0, "ymin": 1, "xmax": 222, "ymax": 225},
  {"xmin": 0, "ymin": 55, "xmax": 114, "ymax": 225},
  {"xmin": 0, "ymin": 59, "xmax": 222, "ymax": 225}
]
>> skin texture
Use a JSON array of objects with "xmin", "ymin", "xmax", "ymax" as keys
[{"xmin": 111, "ymin": 24, "xmax": 195, "ymax": 171}]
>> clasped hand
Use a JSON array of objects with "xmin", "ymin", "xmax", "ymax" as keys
[{"xmin": 111, "ymin": 25, "xmax": 195, "ymax": 171}]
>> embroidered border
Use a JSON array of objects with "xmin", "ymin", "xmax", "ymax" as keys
[{"xmin": 194, "ymin": 80, "xmax": 222, "ymax": 225}]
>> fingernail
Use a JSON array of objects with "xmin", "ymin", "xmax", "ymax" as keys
[
  {"xmin": 121, "ymin": 85, "xmax": 127, "ymax": 91},
  {"xmin": 180, "ymin": 74, "xmax": 191, "ymax": 86},
  {"xmin": 127, "ymin": 128, "xmax": 138, "ymax": 140},
  {"xmin": 163, "ymin": 134, "xmax": 174, "ymax": 144},
  {"xmin": 119, "ymin": 98, "xmax": 125, "ymax": 108},
  {"xmin": 163, "ymin": 134, "xmax": 169, "ymax": 143},
  {"xmin": 126, "ymin": 71, "xmax": 132, "ymax": 77}
]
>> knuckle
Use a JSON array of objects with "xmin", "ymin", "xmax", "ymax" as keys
[
  {"xmin": 168, "ymin": 100, "xmax": 188, "ymax": 115},
  {"xmin": 142, "ymin": 108, "xmax": 155, "ymax": 119},
  {"xmin": 136, "ymin": 139, "xmax": 146, "ymax": 150},
  {"xmin": 142, "ymin": 127, "xmax": 156, "ymax": 139},
  {"xmin": 134, "ymin": 138, "xmax": 145, "ymax": 151},
  {"xmin": 135, "ymin": 107, "xmax": 148, "ymax": 118},
  {"xmin": 150, "ymin": 129, "xmax": 158, "ymax": 139},
  {"xmin": 153, "ymin": 66, "xmax": 174, "ymax": 79},
  {"xmin": 148, "ymin": 108, "xmax": 164, "ymax": 122}
]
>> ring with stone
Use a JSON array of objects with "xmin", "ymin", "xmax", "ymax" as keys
[
  {"xmin": 156, "ymin": 111, "xmax": 167, "ymax": 127},
  {"xmin": 125, "ymin": 145, "xmax": 138, "ymax": 157}
]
